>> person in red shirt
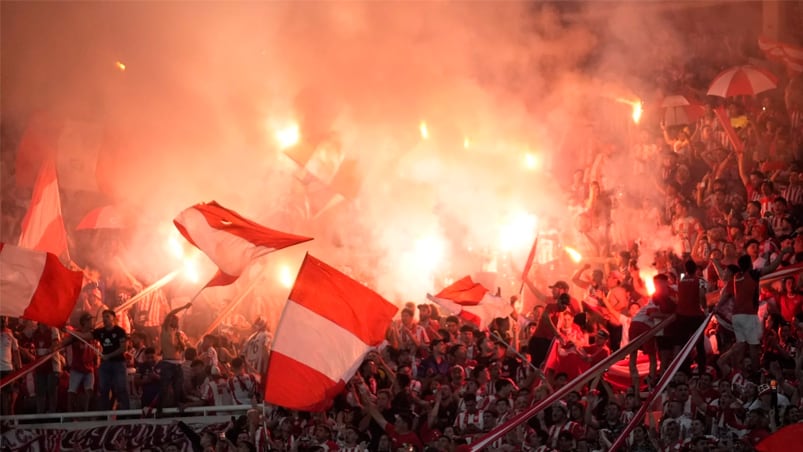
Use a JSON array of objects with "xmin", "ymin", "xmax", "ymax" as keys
[
  {"xmin": 667, "ymin": 260, "xmax": 708, "ymax": 373},
  {"xmin": 527, "ymin": 293, "xmax": 571, "ymax": 368},
  {"xmin": 360, "ymin": 386, "xmax": 422, "ymax": 451},
  {"xmin": 63, "ymin": 313, "xmax": 100, "ymax": 412},
  {"xmin": 727, "ymin": 255, "xmax": 763, "ymax": 371},
  {"xmin": 779, "ymin": 276, "xmax": 802, "ymax": 323}
]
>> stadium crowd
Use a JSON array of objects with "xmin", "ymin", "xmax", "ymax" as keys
[{"xmin": 2, "ymin": 15, "xmax": 803, "ymax": 452}]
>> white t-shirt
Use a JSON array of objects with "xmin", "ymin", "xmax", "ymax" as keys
[
  {"xmin": 244, "ymin": 330, "xmax": 272, "ymax": 376},
  {"xmin": 0, "ymin": 331, "xmax": 19, "ymax": 372}
]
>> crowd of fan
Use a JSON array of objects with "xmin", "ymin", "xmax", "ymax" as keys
[{"xmin": 3, "ymin": 20, "xmax": 803, "ymax": 452}]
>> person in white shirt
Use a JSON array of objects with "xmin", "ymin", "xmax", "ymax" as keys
[
  {"xmin": 243, "ymin": 318, "xmax": 271, "ymax": 381},
  {"xmin": 0, "ymin": 316, "xmax": 21, "ymax": 415}
]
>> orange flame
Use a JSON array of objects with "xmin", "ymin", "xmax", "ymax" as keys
[
  {"xmin": 632, "ymin": 101, "xmax": 643, "ymax": 124},
  {"xmin": 564, "ymin": 246, "xmax": 582, "ymax": 263},
  {"xmin": 640, "ymin": 269, "xmax": 657, "ymax": 296},
  {"xmin": 419, "ymin": 121, "xmax": 429, "ymax": 140},
  {"xmin": 115, "ymin": 61, "xmax": 126, "ymax": 72},
  {"xmin": 275, "ymin": 122, "xmax": 301, "ymax": 150}
]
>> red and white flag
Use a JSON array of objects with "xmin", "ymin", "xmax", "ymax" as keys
[
  {"xmin": 758, "ymin": 36, "xmax": 803, "ymax": 74},
  {"xmin": 760, "ymin": 263, "xmax": 803, "ymax": 287},
  {"xmin": 0, "ymin": 243, "xmax": 83, "ymax": 327},
  {"xmin": 76, "ymin": 205, "xmax": 127, "ymax": 230},
  {"xmin": 427, "ymin": 276, "xmax": 511, "ymax": 328},
  {"xmin": 18, "ymin": 159, "xmax": 70, "ymax": 261},
  {"xmin": 174, "ymin": 201, "xmax": 312, "ymax": 287},
  {"xmin": 264, "ymin": 254, "xmax": 398, "ymax": 411}
]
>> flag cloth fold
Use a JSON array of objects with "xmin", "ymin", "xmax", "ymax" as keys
[
  {"xmin": 756, "ymin": 423, "xmax": 803, "ymax": 452},
  {"xmin": 264, "ymin": 254, "xmax": 398, "ymax": 411},
  {"xmin": 427, "ymin": 276, "xmax": 511, "ymax": 328},
  {"xmin": 0, "ymin": 243, "xmax": 83, "ymax": 327},
  {"xmin": 174, "ymin": 201, "xmax": 312, "ymax": 287},
  {"xmin": 76, "ymin": 205, "xmax": 127, "ymax": 230},
  {"xmin": 18, "ymin": 159, "xmax": 70, "ymax": 260}
]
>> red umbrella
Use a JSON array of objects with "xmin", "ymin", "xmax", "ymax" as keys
[{"xmin": 707, "ymin": 65, "xmax": 778, "ymax": 97}]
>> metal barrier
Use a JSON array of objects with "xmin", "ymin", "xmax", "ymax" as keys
[
  {"xmin": 0, "ymin": 403, "xmax": 261, "ymax": 429},
  {"xmin": 470, "ymin": 315, "xmax": 676, "ymax": 451}
]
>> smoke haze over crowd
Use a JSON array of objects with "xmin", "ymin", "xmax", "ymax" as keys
[{"xmin": 1, "ymin": 2, "xmax": 762, "ymax": 310}]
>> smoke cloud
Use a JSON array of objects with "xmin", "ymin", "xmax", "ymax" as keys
[{"xmin": 1, "ymin": 2, "xmax": 760, "ymax": 319}]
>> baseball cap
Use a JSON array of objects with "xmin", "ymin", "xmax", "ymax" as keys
[{"xmin": 549, "ymin": 281, "xmax": 570, "ymax": 290}]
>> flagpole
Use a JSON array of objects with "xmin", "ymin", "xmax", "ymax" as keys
[
  {"xmin": 518, "ymin": 234, "xmax": 539, "ymax": 294},
  {"xmin": 106, "ymin": 268, "xmax": 182, "ymax": 325},
  {"xmin": 198, "ymin": 275, "xmax": 264, "ymax": 340},
  {"xmin": 63, "ymin": 328, "xmax": 102, "ymax": 355}
]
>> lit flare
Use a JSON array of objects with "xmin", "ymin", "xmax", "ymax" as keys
[
  {"xmin": 419, "ymin": 121, "xmax": 429, "ymax": 140},
  {"xmin": 499, "ymin": 212, "xmax": 538, "ymax": 252},
  {"xmin": 640, "ymin": 269, "xmax": 657, "ymax": 296},
  {"xmin": 632, "ymin": 101, "xmax": 643, "ymax": 124},
  {"xmin": 524, "ymin": 152, "xmax": 539, "ymax": 170},
  {"xmin": 115, "ymin": 61, "xmax": 126, "ymax": 72},
  {"xmin": 564, "ymin": 246, "xmax": 582, "ymax": 263},
  {"xmin": 275, "ymin": 122, "xmax": 301, "ymax": 150},
  {"xmin": 278, "ymin": 264, "xmax": 294, "ymax": 289}
]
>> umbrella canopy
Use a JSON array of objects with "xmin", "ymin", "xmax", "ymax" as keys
[
  {"xmin": 661, "ymin": 95, "xmax": 704, "ymax": 126},
  {"xmin": 707, "ymin": 65, "xmax": 778, "ymax": 97}
]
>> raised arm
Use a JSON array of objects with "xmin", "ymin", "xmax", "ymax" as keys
[{"xmin": 571, "ymin": 264, "xmax": 593, "ymax": 290}]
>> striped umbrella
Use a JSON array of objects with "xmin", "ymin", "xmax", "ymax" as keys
[{"xmin": 707, "ymin": 65, "xmax": 778, "ymax": 98}]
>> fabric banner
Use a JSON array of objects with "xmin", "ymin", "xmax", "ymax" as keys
[{"xmin": 1, "ymin": 421, "xmax": 227, "ymax": 452}]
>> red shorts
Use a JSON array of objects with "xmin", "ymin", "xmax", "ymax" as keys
[{"xmin": 628, "ymin": 321, "xmax": 656, "ymax": 354}]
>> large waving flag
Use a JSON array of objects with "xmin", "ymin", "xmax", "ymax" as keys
[
  {"xmin": 264, "ymin": 254, "xmax": 398, "ymax": 411},
  {"xmin": 0, "ymin": 243, "xmax": 83, "ymax": 327},
  {"xmin": 18, "ymin": 159, "xmax": 70, "ymax": 261},
  {"xmin": 758, "ymin": 36, "xmax": 803, "ymax": 74},
  {"xmin": 427, "ymin": 276, "xmax": 511, "ymax": 328},
  {"xmin": 174, "ymin": 201, "xmax": 313, "ymax": 287},
  {"xmin": 76, "ymin": 205, "xmax": 127, "ymax": 230}
]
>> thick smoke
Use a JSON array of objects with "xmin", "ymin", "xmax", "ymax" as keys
[{"xmin": 0, "ymin": 2, "xmax": 758, "ymax": 318}]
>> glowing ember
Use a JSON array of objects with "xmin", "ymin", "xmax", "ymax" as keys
[
  {"xmin": 278, "ymin": 264, "xmax": 294, "ymax": 289},
  {"xmin": 275, "ymin": 122, "xmax": 301, "ymax": 149},
  {"xmin": 463, "ymin": 137, "xmax": 471, "ymax": 149},
  {"xmin": 632, "ymin": 101, "xmax": 643, "ymax": 124},
  {"xmin": 499, "ymin": 211, "xmax": 538, "ymax": 252},
  {"xmin": 564, "ymin": 246, "xmax": 582, "ymax": 263},
  {"xmin": 115, "ymin": 61, "xmax": 126, "ymax": 72},
  {"xmin": 419, "ymin": 121, "xmax": 429, "ymax": 140}
]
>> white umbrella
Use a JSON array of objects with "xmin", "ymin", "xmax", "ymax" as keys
[{"xmin": 660, "ymin": 95, "xmax": 704, "ymax": 126}]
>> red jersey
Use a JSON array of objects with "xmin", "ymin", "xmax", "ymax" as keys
[
  {"xmin": 676, "ymin": 277, "xmax": 705, "ymax": 316},
  {"xmin": 533, "ymin": 304, "xmax": 563, "ymax": 339},
  {"xmin": 67, "ymin": 338, "xmax": 98, "ymax": 373},
  {"xmin": 384, "ymin": 424, "xmax": 422, "ymax": 451},
  {"xmin": 732, "ymin": 270, "xmax": 759, "ymax": 315}
]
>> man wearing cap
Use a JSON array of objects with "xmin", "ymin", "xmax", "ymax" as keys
[
  {"xmin": 527, "ymin": 293, "xmax": 571, "ymax": 368},
  {"xmin": 524, "ymin": 278, "xmax": 582, "ymax": 316}
]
